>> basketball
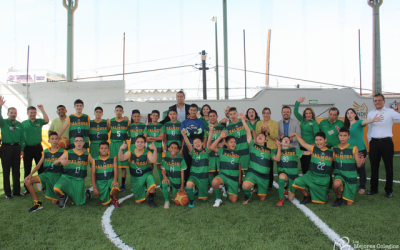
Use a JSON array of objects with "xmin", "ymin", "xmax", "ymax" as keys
[
  {"xmin": 174, "ymin": 191, "xmax": 189, "ymax": 206},
  {"xmin": 58, "ymin": 137, "xmax": 70, "ymax": 149}
]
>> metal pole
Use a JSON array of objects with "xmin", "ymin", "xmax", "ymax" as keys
[
  {"xmin": 201, "ymin": 50, "xmax": 207, "ymax": 100},
  {"xmin": 243, "ymin": 29, "xmax": 247, "ymax": 99},
  {"xmin": 358, "ymin": 29, "xmax": 362, "ymax": 95},
  {"xmin": 123, "ymin": 32, "xmax": 125, "ymax": 81},
  {"xmin": 63, "ymin": 0, "xmax": 78, "ymax": 82},
  {"xmin": 26, "ymin": 45, "xmax": 30, "ymax": 105},
  {"xmin": 265, "ymin": 29, "xmax": 271, "ymax": 87},
  {"xmin": 213, "ymin": 17, "xmax": 220, "ymax": 100},
  {"xmin": 368, "ymin": 0, "xmax": 383, "ymax": 95},
  {"xmin": 223, "ymin": 0, "xmax": 229, "ymax": 99}
]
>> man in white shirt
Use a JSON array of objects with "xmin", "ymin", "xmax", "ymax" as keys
[
  {"xmin": 367, "ymin": 94, "xmax": 400, "ymax": 198},
  {"xmin": 160, "ymin": 91, "xmax": 190, "ymax": 124}
]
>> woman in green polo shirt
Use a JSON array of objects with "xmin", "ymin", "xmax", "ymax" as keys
[
  {"xmin": 294, "ymin": 97, "xmax": 320, "ymax": 174},
  {"xmin": 344, "ymin": 108, "xmax": 383, "ymax": 194},
  {"xmin": 199, "ymin": 104, "xmax": 211, "ymax": 128},
  {"xmin": 245, "ymin": 108, "xmax": 260, "ymax": 133}
]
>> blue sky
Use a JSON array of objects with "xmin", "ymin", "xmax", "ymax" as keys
[{"xmin": 1, "ymin": 0, "xmax": 399, "ymax": 99}]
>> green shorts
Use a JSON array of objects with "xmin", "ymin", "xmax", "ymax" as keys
[
  {"xmin": 240, "ymin": 154, "xmax": 250, "ymax": 170},
  {"xmin": 334, "ymin": 175, "xmax": 356, "ymax": 202},
  {"xmin": 187, "ymin": 176, "xmax": 208, "ymax": 200},
  {"xmin": 96, "ymin": 179, "xmax": 120, "ymax": 205},
  {"xmin": 110, "ymin": 141, "xmax": 129, "ymax": 168},
  {"xmin": 278, "ymin": 171, "xmax": 298, "ymax": 195},
  {"xmin": 89, "ymin": 142, "xmax": 101, "ymax": 159},
  {"xmin": 215, "ymin": 174, "xmax": 239, "ymax": 196},
  {"xmin": 292, "ymin": 172, "xmax": 329, "ymax": 204},
  {"xmin": 53, "ymin": 175, "xmax": 86, "ymax": 206},
  {"xmin": 131, "ymin": 172, "xmax": 156, "ymax": 203},
  {"xmin": 36, "ymin": 172, "xmax": 62, "ymax": 201},
  {"xmin": 209, "ymin": 156, "xmax": 220, "ymax": 172},
  {"xmin": 243, "ymin": 171, "xmax": 269, "ymax": 196}
]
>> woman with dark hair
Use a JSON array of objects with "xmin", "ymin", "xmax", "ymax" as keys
[
  {"xmin": 344, "ymin": 108, "xmax": 383, "ymax": 194},
  {"xmin": 294, "ymin": 97, "xmax": 320, "ymax": 174},
  {"xmin": 245, "ymin": 108, "xmax": 260, "ymax": 132},
  {"xmin": 200, "ymin": 104, "xmax": 211, "ymax": 128}
]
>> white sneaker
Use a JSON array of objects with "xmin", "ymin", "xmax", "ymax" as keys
[
  {"xmin": 213, "ymin": 199, "xmax": 222, "ymax": 207},
  {"xmin": 221, "ymin": 186, "xmax": 227, "ymax": 197},
  {"xmin": 208, "ymin": 187, "xmax": 214, "ymax": 194},
  {"xmin": 164, "ymin": 201, "xmax": 170, "ymax": 209},
  {"xmin": 238, "ymin": 188, "xmax": 241, "ymax": 193},
  {"xmin": 89, "ymin": 186, "xmax": 94, "ymax": 192}
]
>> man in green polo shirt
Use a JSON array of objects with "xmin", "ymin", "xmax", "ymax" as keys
[
  {"xmin": 319, "ymin": 107, "xmax": 344, "ymax": 148},
  {"xmin": 0, "ymin": 96, "xmax": 26, "ymax": 199},
  {"xmin": 22, "ymin": 105, "xmax": 49, "ymax": 195},
  {"xmin": 49, "ymin": 105, "xmax": 69, "ymax": 149}
]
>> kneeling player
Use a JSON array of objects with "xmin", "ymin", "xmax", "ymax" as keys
[
  {"xmin": 332, "ymin": 127, "xmax": 365, "ymax": 207},
  {"xmin": 90, "ymin": 141, "xmax": 121, "ymax": 208},
  {"xmin": 290, "ymin": 132, "xmax": 334, "ymax": 205},
  {"xmin": 181, "ymin": 126, "xmax": 212, "ymax": 208},
  {"xmin": 24, "ymin": 132, "xmax": 65, "ymax": 212},
  {"xmin": 161, "ymin": 142, "xmax": 187, "ymax": 209},
  {"xmin": 274, "ymin": 136, "xmax": 305, "ymax": 207},
  {"xmin": 53, "ymin": 134, "xmax": 91, "ymax": 208},
  {"xmin": 118, "ymin": 136, "xmax": 158, "ymax": 208},
  {"xmin": 240, "ymin": 112, "xmax": 282, "ymax": 204}
]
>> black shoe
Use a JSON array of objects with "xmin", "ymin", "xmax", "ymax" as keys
[
  {"xmin": 58, "ymin": 195, "xmax": 68, "ymax": 209},
  {"xmin": 331, "ymin": 197, "xmax": 343, "ymax": 207},
  {"xmin": 242, "ymin": 195, "xmax": 252, "ymax": 205},
  {"xmin": 367, "ymin": 191, "xmax": 378, "ymax": 195},
  {"xmin": 85, "ymin": 189, "xmax": 91, "ymax": 201},
  {"xmin": 28, "ymin": 200, "xmax": 43, "ymax": 212},
  {"xmin": 22, "ymin": 190, "xmax": 28, "ymax": 196},
  {"xmin": 5, "ymin": 195, "xmax": 12, "ymax": 199},
  {"xmin": 148, "ymin": 197, "xmax": 157, "ymax": 208},
  {"xmin": 385, "ymin": 192, "xmax": 393, "ymax": 198},
  {"xmin": 300, "ymin": 196, "xmax": 311, "ymax": 205},
  {"xmin": 42, "ymin": 188, "xmax": 46, "ymax": 193}
]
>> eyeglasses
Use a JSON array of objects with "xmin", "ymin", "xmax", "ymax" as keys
[{"xmin": 74, "ymin": 140, "xmax": 85, "ymax": 143}]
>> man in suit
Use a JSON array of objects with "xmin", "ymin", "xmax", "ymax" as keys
[
  {"xmin": 278, "ymin": 106, "xmax": 301, "ymax": 149},
  {"xmin": 160, "ymin": 90, "xmax": 191, "ymax": 124}
]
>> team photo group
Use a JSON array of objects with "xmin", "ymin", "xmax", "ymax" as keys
[{"xmin": 0, "ymin": 91, "xmax": 398, "ymax": 212}]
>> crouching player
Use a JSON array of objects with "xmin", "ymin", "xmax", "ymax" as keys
[
  {"xmin": 291, "ymin": 132, "xmax": 334, "ymax": 205},
  {"xmin": 161, "ymin": 142, "xmax": 187, "ymax": 209},
  {"xmin": 24, "ymin": 132, "xmax": 66, "ymax": 212},
  {"xmin": 332, "ymin": 127, "xmax": 365, "ymax": 207},
  {"xmin": 90, "ymin": 141, "xmax": 121, "ymax": 208},
  {"xmin": 53, "ymin": 134, "xmax": 91, "ymax": 208},
  {"xmin": 118, "ymin": 136, "xmax": 158, "ymax": 208},
  {"xmin": 240, "ymin": 111, "xmax": 281, "ymax": 204},
  {"xmin": 274, "ymin": 136, "xmax": 305, "ymax": 207}
]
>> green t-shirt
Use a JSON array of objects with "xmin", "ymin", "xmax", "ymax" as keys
[
  {"xmin": 189, "ymin": 148, "xmax": 209, "ymax": 180},
  {"xmin": 162, "ymin": 121, "xmax": 182, "ymax": 148},
  {"xmin": 319, "ymin": 118, "xmax": 344, "ymax": 148},
  {"xmin": 199, "ymin": 116, "xmax": 209, "ymax": 128},
  {"xmin": 294, "ymin": 101, "xmax": 319, "ymax": 145},
  {"xmin": 248, "ymin": 140, "xmax": 275, "ymax": 177},
  {"xmin": 42, "ymin": 147, "xmax": 65, "ymax": 174},
  {"xmin": 274, "ymin": 147, "xmax": 303, "ymax": 179},
  {"xmin": 63, "ymin": 149, "xmax": 89, "ymax": 179},
  {"xmin": 89, "ymin": 119, "xmax": 109, "ymax": 143},
  {"xmin": 129, "ymin": 149, "xmax": 152, "ymax": 177},
  {"xmin": 161, "ymin": 155, "xmax": 187, "ymax": 190},
  {"xmin": 309, "ymin": 146, "xmax": 334, "ymax": 177},
  {"xmin": 205, "ymin": 123, "xmax": 227, "ymax": 158},
  {"xmin": 68, "ymin": 114, "xmax": 90, "ymax": 149},
  {"xmin": 226, "ymin": 119, "xmax": 252, "ymax": 156},
  {"xmin": 144, "ymin": 123, "xmax": 164, "ymax": 153},
  {"xmin": 129, "ymin": 122, "xmax": 146, "ymax": 145},
  {"xmin": 333, "ymin": 144, "xmax": 357, "ymax": 184},
  {"xmin": 22, "ymin": 118, "xmax": 47, "ymax": 146},
  {"xmin": 93, "ymin": 155, "xmax": 115, "ymax": 181},
  {"xmin": 348, "ymin": 120, "xmax": 366, "ymax": 151},
  {"xmin": 109, "ymin": 118, "xmax": 129, "ymax": 142},
  {"xmin": 0, "ymin": 107, "xmax": 25, "ymax": 150},
  {"xmin": 217, "ymin": 147, "xmax": 241, "ymax": 182}
]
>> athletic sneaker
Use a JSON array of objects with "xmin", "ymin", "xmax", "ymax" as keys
[
  {"xmin": 300, "ymin": 196, "xmax": 311, "ymax": 205},
  {"xmin": 284, "ymin": 190, "xmax": 288, "ymax": 196},
  {"xmin": 21, "ymin": 190, "xmax": 28, "ymax": 196},
  {"xmin": 213, "ymin": 199, "xmax": 222, "ymax": 207},
  {"xmin": 85, "ymin": 189, "xmax": 91, "ymax": 201},
  {"xmin": 238, "ymin": 187, "xmax": 241, "ymax": 193},
  {"xmin": 164, "ymin": 201, "xmax": 170, "ymax": 209},
  {"xmin": 331, "ymin": 197, "xmax": 343, "ymax": 207},
  {"xmin": 242, "ymin": 196, "xmax": 252, "ymax": 205},
  {"xmin": 188, "ymin": 200, "xmax": 195, "ymax": 208},
  {"xmin": 58, "ymin": 195, "xmax": 68, "ymax": 209},
  {"xmin": 208, "ymin": 187, "xmax": 214, "ymax": 194},
  {"xmin": 112, "ymin": 198, "xmax": 120, "ymax": 208},
  {"xmin": 28, "ymin": 200, "xmax": 43, "ymax": 212},
  {"xmin": 221, "ymin": 186, "xmax": 227, "ymax": 197},
  {"xmin": 148, "ymin": 197, "xmax": 157, "ymax": 208},
  {"xmin": 89, "ymin": 186, "xmax": 94, "ymax": 192},
  {"xmin": 120, "ymin": 184, "xmax": 126, "ymax": 192},
  {"xmin": 276, "ymin": 199, "xmax": 285, "ymax": 207},
  {"xmin": 252, "ymin": 188, "xmax": 258, "ymax": 194}
]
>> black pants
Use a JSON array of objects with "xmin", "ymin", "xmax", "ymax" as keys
[
  {"xmin": 369, "ymin": 138, "xmax": 394, "ymax": 193},
  {"xmin": 23, "ymin": 144, "xmax": 43, "ymax": 190},
  {"xmin": 182, "ymin": 145, "xmax": 192, "ymax": 184},
  {"xmin": 300, "ymin": 147, "xmax": 311, "ymax": 175},
  {"xmin": 357, "ymin": 149, "xmax": 367, "ymax": 190},
  {"xmin": 1, "ymin": 144, "xmax": 22, "ymax": 196},
  {"xmin": 268, "ymin": 159, "xmax": 274, "ymax": 189}
]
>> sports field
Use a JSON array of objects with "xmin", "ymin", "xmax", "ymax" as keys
[{"xmin": 0, "ymin": 157, "xmax": 399, "ymax": 250}]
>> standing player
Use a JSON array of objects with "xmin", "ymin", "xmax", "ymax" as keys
[
  {"xmin": 90, "ymin": 141, "xmax": 120, "ymax": 208},
  {"xmin": 129, "ymin": 110, "xmax": 146, "ymax": 153},
  {"xmin": 53, "ymin": 134, "xmax": 91, "ymax": 208},
  {"xmin": 274, "ymin": 136, "xmax": 305, "ymax": 207},
  {"xmin": 181, "ymin": 126, "xmax": 212, "ymax": 207},
  {"xmin": 161, "ymin": 142, "xmax": 187, "ymax": 209},
  {"xmin": 89, "ymin": 107, "xmax": 110, "ymax": 159},
  {"xmin": 58, "ymin": 99, "xmax": 90, "ymax": 149},
  {"xmin": 240, "ymin": 111, "xmax": 282, "ymax": 204},
  {"xmin": 291, "ymin": 132, "xmax": 334, "ymax": 204},
  {"xmin": 118, "ymin": 136, "xmax": 158, "ymax": 208},
  {"xmin": 24, "ymin": 132, "xmax": 65, "ymax": 212},
  {"xmin": 144, "ymin": 110, "xmax": 164, "ymax": 189},
  {"xmin": 162, "ymin": 107, "xmax": 183, "ymax": 154},
  {"xmin": 109, "ymin": 105, "xmax": 130, "ymax": 191},
  {"xmin": 204, "ymin": 110, "xmax": 227, "ymax": 194},
  {"xmin": 332, "ymin": 127, "xmax": 365, "ymax": 207}
]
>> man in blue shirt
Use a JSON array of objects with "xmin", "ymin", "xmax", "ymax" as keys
[{"xmin": 180, "ymin": 103, "xmax": 205, "ymax": 183}]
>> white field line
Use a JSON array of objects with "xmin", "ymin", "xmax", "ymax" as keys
[
  {"xmin": 102, "ymin": 194, "xmax": 135, "ymax": 250},
  {"xmin": 272, "ymin": 174, "xmax": 400, "ymax": 183}
]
